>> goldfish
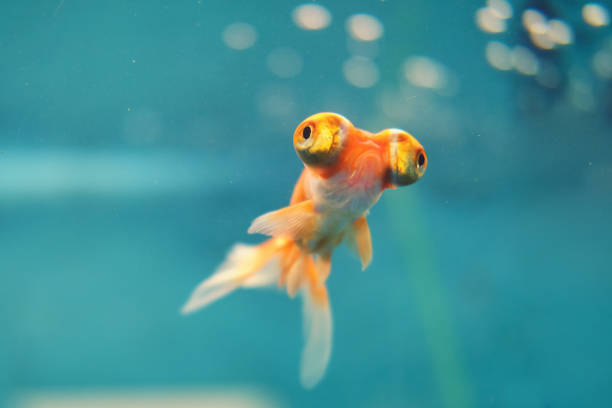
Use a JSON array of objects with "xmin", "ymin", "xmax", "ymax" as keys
[{"xmin": 182, "ymin": 112, "xmax": 427, "ymax": 388}]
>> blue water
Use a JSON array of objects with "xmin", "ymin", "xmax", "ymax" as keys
[{"xmin": 2, "ymin": 1, "xmax": 612, "ymax": 407}]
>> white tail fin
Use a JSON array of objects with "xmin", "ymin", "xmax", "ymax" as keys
[
  {"xmin": 181, "ymin": 243, "xmax": 280, "ymax": 314},
  {"xmin": 181, "ymin": 235, "xmax": 333, "ymax": 389},
  {"xmin": 300, "ymin": 282, "xmax": 333, "ymax": 389}
]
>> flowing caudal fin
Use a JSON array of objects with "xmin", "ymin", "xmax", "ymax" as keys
[
  {"xmin": 344, "ymin": 216, "xmax": 373, "ymax": 270},
  {"xmin": 181, "ymin": 239, "xmax": 285, "ymax": 314},
  {"xmin": 299, "ymin": 256, "xmax": 333, "ymax": 389},
  {"xmin": 248, "ymin": 200, "xmax": 319, "ymax": 242}
]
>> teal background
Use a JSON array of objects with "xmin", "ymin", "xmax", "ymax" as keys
[{"xmin": 1, "ymin": 1, "xmax": 611, "ymax": 407}]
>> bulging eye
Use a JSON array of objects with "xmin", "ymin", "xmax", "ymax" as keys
[
  {"xmin": 417, "ymin": 152, "xmax": 425, "ymax": 168},
  {"xmin": 386, "ymin": 129, "xmax": 426, "ymax": 186},
  {"xmin": 293, "ymin": 113, "xmax": 351, "ymax": 167}
]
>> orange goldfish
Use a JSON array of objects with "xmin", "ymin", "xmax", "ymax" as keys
[{"xmin": 182, "ymin": 112, "xmax": 427, "ymax": 388}]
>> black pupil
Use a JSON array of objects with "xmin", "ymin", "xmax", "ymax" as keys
[
  {"xmin": 303, "ymin": 126, "xmax": 311, "ymax": 140},
  {"xmin": 418, "ymin": 154, "xmax": 425, "ymax": 167}
]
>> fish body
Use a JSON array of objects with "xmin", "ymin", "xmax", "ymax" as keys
[{"xmin": 182, "ymin": 113, "xmax": 427, "ymax": 388}]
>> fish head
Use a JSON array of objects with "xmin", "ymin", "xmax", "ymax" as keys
[
  {"xmin": 381, "ymin": 129, "xmax": 427, "ymax": 186},
  {"xmin": 293, "ymin": 112, "xmax": 352, "ymax": 168}
]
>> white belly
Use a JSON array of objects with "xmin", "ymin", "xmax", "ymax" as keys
[
  {"xmin": 303, "ymin": 169, "xmax": 382, "ymax": 253},
  {"xmin": 308, "ymin": 170, "xmax": 382, "ymax": 217}
]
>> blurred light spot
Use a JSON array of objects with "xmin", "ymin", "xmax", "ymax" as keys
[
  {"xmin": 342, "ymin": 56, "xmax": 379, "ymax": 88},
  {"xmin": 222, "ymin": 23, "xmax": 257, "ymax": 50},
  {"xmin": 593, "ymin": 49, "xmax": 612, "ymax": 78},
  {"xmin": 523, "ymin": 11, "xmax": 573, "ymax": 49},
  {"xmin": 266, "ymin": 47, "xmax": 303, "ymax": 78},
  {"xmin": 485, "ymin": 41, "xmax": 512, "ymax": 71},
  {"xmin": 14, "ymin": 388, "xmax": 283, "ymax": 408},
  {"xmin": 583, "ymin": 3, "xmax": 610, "ymax": 27},
  {"xmin": 548, "ymin": 19, "xmax": 573, "ymax": 45},
  {"xmin": 529, "ymin": 31, "xmax": 555, "ymax": 50},
  {"xmin": 476, "ymin": 7, "xmax": 506, "ymax": 33},
  {"xmin": 403, "ymin": 56, "xmax": 448, "ymax": 89},
  {"xmin": 536, "ymin": 62, "xmax": 561, "ymax": 88},
  {"xmin": 257, "ymin": 84, "xmax": 297, "ymax": 117},
  {"xmin": 123, "ymin": 108, "xmax": 163, "ymax": 144},
  {"xmin": 487, "ymin": 0, "xmax": 513, "ymax": 19},
  {"xmin": 511, "ymin": 46, "xmax": 539, "ymax": 75},
  {"xmin": 0, "ymin": 151, "xmax": 224, "ymax": 198},
  {"xmin": 522, "ymin": 9, "xmax": 548, "ymax": 34},
  {"xmin": 292, "ymin": 4, "xmax": 331, "ymax": 30},
  {"xmin": 346, "ymin": 14, "xmax": 384, "ymax": 41}
]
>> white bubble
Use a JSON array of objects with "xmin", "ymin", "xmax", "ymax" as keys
[
  {"xmin": 583, "ymin": 3, "xmax": 610, "ymax": 27},
  {"xmin": 530, "ymin": 31, "xmax": 556, "ymax": 50},
  {"xmin": 346, "ymin": 14, "xmax": 384, "ymax": 41},
  {"xmin": 266, "ymin": 47, "xmax": 303, "ymax": 78},
  {"xmin": 342, "ymin": 56, "xmax": 379, "ymax": 88},
  {"xmin": 476, "ymin": 7, "xmax": 506, "ymax": 33},
  {"xmin": 511, "ymin": 46, "xmax": 539, "ymax": 76},
  {"xmin": 292, "ymin": 4, "xmax": 331, "ymax": 30},
  {"xmin": 593, "ymin": 49, "xmax": 612, "ymax": 78},
  {"xmin": 487, "ymin": 0, "xmax": 513, "ymax": 19},
  {"xmin": 485, "ymin": 41, "xmax": 512, "ymax": 71},
  {"xmin": 222, "ymin": 23, "xmax": 257, "ymax": 50},
  {"xmin": 548, "ymin": 19, "xmax": 573, "ymax": 45},
  {"xmin": 522, "ymin": 9, "xmax": 548, "ymax": 34},
  {"xmin": 403, "ymin": 56, "xmax": 448, "ymax": 89},
  {"xmin": 523, "ymin": 12, "xmax": 573, "ymax": 49}
]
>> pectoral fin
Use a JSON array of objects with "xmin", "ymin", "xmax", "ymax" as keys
[
  {"xmin": 344, "ymin": 216, "xmax": 372, "ymax": 270},
  {"xmin": 248, "ymin": 200, "xmax": 319, "ymax": 242}
]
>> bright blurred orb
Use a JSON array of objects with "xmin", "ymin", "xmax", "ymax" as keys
[
  {"xmin": 593, "ymin": 49, "xmax": 612, "ymax": 78},
  {"xmin": 522, "ymin": 9, "xmax": 548, "ymax": 34},
  {"xmin": 523, "ymin": 11, "xmax": 573, "ymax": 49},
  {"xmin": 548, "ymin": 19, "xmax": 573, "ymax": 45},
  {"xmin": 292, "ymin": 4, "xmax": 331, "ymax": 30},
  {"xmin": 476, "ymin": 7, "xmax": 506, "ymax": 33},
  {"xmin": 487, "ymin": 0, "xmax": 513, "ymax": 19},
  {"xmin": 403, "ymin": 56, "xmax": 448, "ymax": 89},
  {"xmin": 511, "ymin": 46, "xmax": 539, "ymax": 76},
  {"xmin": 346, "ymin": 14, "xmax": 384, "ymax": 41},
  {"xmin": 342, "ymin": 56, "xmax": 379, "ymax": 88},
  {"xmin": 530, "ymin": 31, "xmax": 555, "ymax": 50},
  {"xmin": 485, "ymin": 41, "xmax": 512, "ymax": 71},
  {"xmin": 222, "ymin": 23, "xmax": 257, "ymax": 50},
  {"xmin": 583, "ymin": 3, "xmax": 610, "ymax": 27},
  {"xmin": 266, "ymin": 47, "xmax": 303, "ymax": 78}
]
